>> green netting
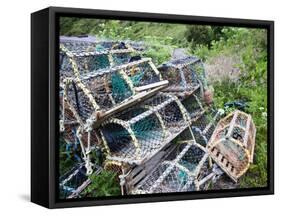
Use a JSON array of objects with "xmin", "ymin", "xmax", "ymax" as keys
[
  {"xmin": 112, "ymin": 53, "xmax": 131, "ymax": 65},
  {"xmin": 130, "ymin": 72, "xmax": 145, "ymax": 85},
  {"xmin": 111, "ymin": 73, "xmax": 133, "ymax": 103},
  {"xmin": 178, "ymin": 170, "xmax": 189, "ymax": 185},
  {"xmin": 95, "ymin": 44, "xmax": 106, "ymax": 52},
  {"xmin": 131, "ymin": 116, "xmax": 160, "ymax": 140},
  {"xmin": 101, "ymin": 123, "xmax": 133, "ymax": 154},
  {"xmin": 88, "ymin": 54, "xmax": 110, "ymax": 71},
  {"xmin": 179, "ymin": 145, "xmax": 205, "ymax": 171}
]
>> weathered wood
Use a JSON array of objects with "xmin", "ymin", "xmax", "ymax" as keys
[
  {"xmin": 125, "ymin": 144, "xmax": 177, "ymax": 193},
  {"xmin": 92, "ymin": 84, "xmax": 168, "ymax": 129},
  {"xmin": 134, "ymin": 80, "xmax": 168, "ymax": 92},
  {"xmin": 198, "ymin": 172, "xmax": 215, "ymax": 186}
]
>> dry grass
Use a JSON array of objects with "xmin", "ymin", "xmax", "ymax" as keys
[{"xmin": 205, "ymin": 55, "xmax": 241, "ymax": 84}]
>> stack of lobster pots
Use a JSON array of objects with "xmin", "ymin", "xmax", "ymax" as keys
[{"xmin": 59, "ymin": 36, "xmax": 256, "ymax": 198}]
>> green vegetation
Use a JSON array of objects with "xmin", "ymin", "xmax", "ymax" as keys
[
  {"xmin": 59, "ymin": 138, "xmax": 78, "ymax": 176},
  {"xmin": 60, "ymin": 18, "xmax": 268, "ymax": 188},
  {"xmin": 82, "ymin": 170, "xmax": 121, "ymax": 197}
]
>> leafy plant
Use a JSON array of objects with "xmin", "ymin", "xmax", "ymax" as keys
[{"xmin": 83, "ymin": 170, "xmax": 121, "ymax": 197}]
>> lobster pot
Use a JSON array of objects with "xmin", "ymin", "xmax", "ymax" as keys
[
  {"xmin": 60, "ymin": 44, "xmax": 135, "ymax": 82},
  {"xmin": 63, "ymin": 58, "xmax": 163, "ymax": 127},
  {"xmin": 68, "ymin": 49, "xmax": 135, "ymax": 73},
  {"xmin": 207, "ymin": 110, "xmax": 256, "ymax": 182},
  {"xmin": 59, "ymin": 164, "xmax": 88, "ymax": 199},
  {"xmin": 63, "ymin": 124, "xmax": 102, "ymax": 176},
  {"xmin": 61, "ymin": 39, "xmax": 128, "ymax": 51},
  {"xmin": 60, "ymin": 35, "xmax": 145, "ymax": 52},
  {"xmin": 62, "ymin": 102, "xmax": 79, "ymax": 125},
  {"xmin": 61, "ymin": 83, "xmax": 101, "ymax": 148},
  {"xmin": 60, "ymin": 36, "xmax": 133, "ymax": 53},
  {"xmin": 60, "ymin": 87, "xmax": 81, "ymax": 145},
  {"xmin": 69, "ymin": 52, "xmax": 111, "ymax": 73},
  {"xmin": 124, "ymin": 59, "xmax": 161, "ymax": 87},
  {"xmin": 132, "ymin": 141, "xmax": 208, "ymax": 194},
  {"xmin": 99, "ymin": 94, "xmax": 194, "ymax": 165},
  {"xmin": 59, "ymin": 162, "xmax": 102, "ymax": 199},
  {"xmin": 77, "ymin": 128, "xmax": 101, "ymax": 150},
  {"xmin": 59, "ymin": 36, "xmax": 138, "ymax": 81},
  {"xmin": 142, "ymin": 94, "xmax": 190, "ymax": 134},
  {"xmin": 158, "ymin": 56, "xmax": 206, "ymax": 96},
  {"xmin": 62, "ymin": 123, "xmax": 80, "ymax": 145},
  {"xmin": 61, "ymin": 125, "xmax": 100, "ymax": 163},
  {"xmin": 60, "ymin": 82, "xmax": 79, "ymax": 126},
  {"xmin": 123, "ymin": 143, "xmax": 177, "ymax": 193},
  {"xmin": 64, "ymin": 79, "xmax": 96, "ymax": 124},
  {"xmin": 64, "ymin": 71, "xmax": 134, "ymax": 126},
  {"xmin": 180, "ymin": 87, "xmax": 205, "ymax": 120},
  {"xmin": 60, "ymin": 37, "xmax": 96, "ymax": 52},
  {"xmin": 191, "ymin": 109, "xmax": 224, "ymax": 147},
  {"xmin": 60, "ymin": 38, "xmax": 111, "ymax": 53},
  {"xmin": 60, "ymin": 52, "xmax": 75, "ymax": 82}
]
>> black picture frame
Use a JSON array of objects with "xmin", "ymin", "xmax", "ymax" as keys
[{"xmin": 31, "ymin": 6, "xmax": 274, "ymax": 208}]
